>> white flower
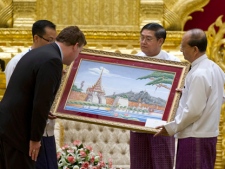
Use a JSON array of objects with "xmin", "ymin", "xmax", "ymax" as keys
[
  {"xmin": 63, "ymin": 166, "xmax": 69, "ymax": 169},
  {"xmin": 73, "ymin": 165, "xmax": 79, "ymax": 169},
  {"xmin": 95, "ymin": 155, "xmax": 100, "ymax": 161}
]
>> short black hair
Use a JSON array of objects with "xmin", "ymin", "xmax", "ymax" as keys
[
  {"xmin": 140, "ymin": 23, "xmax": 166, "ymax": 41},
  {"xmin": 188, "ymin": 29, "xmax": 207, "ymax": 52},
  {"xmin": 32, "ymin": 20, "xmax": 56, "ymax": 38}
]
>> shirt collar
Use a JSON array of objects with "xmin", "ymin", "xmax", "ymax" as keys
[
  {"xmin": 151, "ymin": 51, "xmax": 162, "ymax": 59},
  {"xmin": 138, "ymin": 51, "xmax": 162, "ymax": 58},
  {"xmin": 191, "ymin": 54, "xmax": 207, "ymax": 68},
  {"xmin": 55, "ymin": 42, "xmax": 64, "ymax": 61}
]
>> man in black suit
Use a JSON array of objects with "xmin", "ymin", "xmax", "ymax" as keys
[
  {"xmin": 0, "ymin": 26, "xmax": 86, "ymax": 169},
  {"xmin": 4, "ymin": 19, "xmax": 58, "ymax": 169}
]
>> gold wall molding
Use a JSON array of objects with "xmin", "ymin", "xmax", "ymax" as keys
[
  {"xmin": 0, "ymin": 28, "xmax": 32, "ymax": 43},
  {"xmin": 0, "ymin": 29, "xmax": 183, "ymax": 59}
]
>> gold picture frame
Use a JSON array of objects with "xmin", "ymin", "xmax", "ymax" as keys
[{"xmin": 51, "ymin": 48, "xmax": 190, "ymax": 134}]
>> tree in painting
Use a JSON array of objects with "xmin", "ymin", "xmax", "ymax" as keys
[{"xmin": 137, "ymin": 71, "xmax": 175, "ymax": 90}]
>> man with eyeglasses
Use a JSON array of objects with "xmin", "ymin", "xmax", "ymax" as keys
[
  {"xmin": 130, "ymin": 23, "xmax": 180, "ymax": 169},
  {"xmin": 5, "ymin": 20, "xmax": 57, "ymax": 85},
  {"xmin": 4, "ymin": 20, "xmax": 58, "ymax": 169}
]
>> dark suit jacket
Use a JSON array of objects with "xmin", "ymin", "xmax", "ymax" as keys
[{"xmin": 0, "ymin": 43, "xmax": 62, "ymax": 154}]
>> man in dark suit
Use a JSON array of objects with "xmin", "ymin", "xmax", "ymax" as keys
[
  {"xmin": 0, "ymin": 26, "xmax": 86, "ymax": 169},
  {"xmin": 4, "ymin": 19, "xmax": 58, "ymax": 169}
]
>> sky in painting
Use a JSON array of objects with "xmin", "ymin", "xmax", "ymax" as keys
[{"xmin": 73, "ymin": 59, "xmax": 174, "ymax": 101}]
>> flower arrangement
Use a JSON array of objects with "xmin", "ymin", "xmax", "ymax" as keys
[{"xmin": 57, "ymin": 140, "xmax": 113, "ymax": 169}]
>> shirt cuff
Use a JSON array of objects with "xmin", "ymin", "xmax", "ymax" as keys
[{"xmin": 164, "ymin": 121, "xmax": 176, "ymax": 136}]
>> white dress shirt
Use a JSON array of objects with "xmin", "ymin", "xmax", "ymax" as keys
[
  {"xmin": 165, "ymin": 54, "xmax": 225, "ymax": 138},
  {"xmin": 5, "ymin": 49, "xmax": 30, "ymax": 86},
  {"xmin": 136, "ymin": 50, "xmax": 180, "ymax": 62}
]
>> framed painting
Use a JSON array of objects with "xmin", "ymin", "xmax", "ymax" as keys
[{"xmin": 51, "ymin": 48, "xmax": 190, "ymax": 134}]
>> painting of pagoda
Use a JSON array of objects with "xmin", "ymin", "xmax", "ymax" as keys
[
  {"xmin": 65, "ymin": 60, "xmax": 175, "ymax": 123},
  {"xmin": 85, "ymin": 69, "xmax": 106, "ymax": 105}
]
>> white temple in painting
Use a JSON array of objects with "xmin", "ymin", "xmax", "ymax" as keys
[{"xmin": 112, "ymin": 96, "xmax": 129, "ymax": 112}]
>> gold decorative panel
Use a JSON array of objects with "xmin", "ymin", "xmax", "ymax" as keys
[
  {"xmin": 207, "ymin": 15, "xmax": 225, "ymax": 71},
  {"xmin": 0, "ymin": 0, "xmax": 13, "ymax": 28},
  {"xmin": 164, "ymin": 0, "xmax": 210, "ymax": 30},
  {"xmin": 12, "ymin": 0, "xmax": 36, "ymax": 27},
  {"xmin": 206, "ymin": 15, "xmax": 225, "ymax": 169},
  {"xmin": 139, "ymin": 0, "xmax": 164, "ymax": 29},
  {"xmin": 36, "ymin": 0, "xmax": 140, "ymax": 31}
]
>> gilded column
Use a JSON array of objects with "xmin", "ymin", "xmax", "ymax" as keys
[
  {"xmin": 139, "ymin": 0, "xmax": 164, "ymax": 29},
  {"xmin": 12, "ymin": 0, "xmax": 36, "ymax": 27}
]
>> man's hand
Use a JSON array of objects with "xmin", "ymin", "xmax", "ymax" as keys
[
  {"xmin": 62, "ymin": 69, "xmax": 67, "ymax": 75},
  {"xmin": 29, "ymin": 140, "xmax": 41, "ymax": 161},
  {"xmin": 154, "ymin": 125, "xmax": 169, "ymax": 137},
  {"xmin": 48, "ymin": 112, "xmax": 57, "ymax": 120},
  {"xmin": 176, "ymin": 88, "xmax": 183, "ymax": 99},
  {"xmin": 176, "ymin": 88, "xmax": 183, "ymax": 93}
]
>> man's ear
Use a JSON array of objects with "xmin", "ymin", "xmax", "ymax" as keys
[
  {"xmin": 73, "ymin": 43, "xmax": 79, "ymax": 50},
  {"xmin": 33, "ymin": 35, "xmax": 39, "ymax": 42},
  {"xmin": 193, "ymin": 46, "xmax": 199, "ymax": 52},
  {"xmin": 158, "ymin": 38, "xmax": 164, "ymax": 46}
]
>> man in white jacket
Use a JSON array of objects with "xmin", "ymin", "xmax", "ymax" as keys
[
  {"xmin": 130, "ymin": 23, "xmax": 180, "ymax": 169},
  {"xmin": 155, "ymin": 29, "xmax": 225, "ymax": 169}
]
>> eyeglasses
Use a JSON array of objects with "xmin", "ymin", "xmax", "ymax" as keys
[
  {"xmin": 37, "ymin": 35, "xmax": 54, "ymax": 43},
  {"xmin": 140, "ymin": 35, "xmax": 156, "ymax": 43}
]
